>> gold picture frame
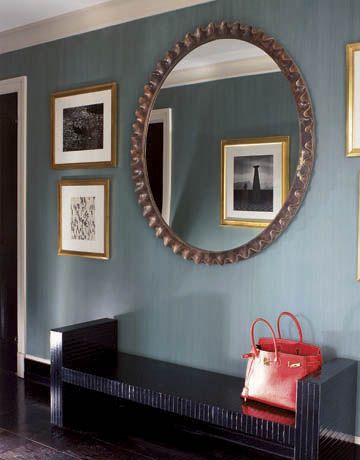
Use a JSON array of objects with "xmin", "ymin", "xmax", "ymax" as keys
[
  {"xmin": 221, "ymin": 136, "xmax": 290, "ymax": 228},
  {"xmin": 51, "ymin": 82, "xmax": 117, "ymax": 169},
  {"xmin": 58, "ymin": 178, "xmax": 110, "ymax": 260},
  {"xmin": 346, "ymin": 43, "xmax": 360, "ymax": 156},
  {"xmin": 358, "ymin": 174, "xmax": 360, "ymax": 280}
]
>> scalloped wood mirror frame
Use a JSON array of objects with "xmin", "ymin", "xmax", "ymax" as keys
[{"xmin": 131, "ymin": 22, "xmax": 315, "ymax": 265}]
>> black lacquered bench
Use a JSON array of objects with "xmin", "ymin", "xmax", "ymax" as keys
[{"xmin": 50, "ymin": 318, "xmax": 357, "ymax": 460}]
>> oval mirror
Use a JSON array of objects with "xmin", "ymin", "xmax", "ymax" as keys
[{"xmin": 132, "ymin": 23, "xmax": 315, "ymax": 264}]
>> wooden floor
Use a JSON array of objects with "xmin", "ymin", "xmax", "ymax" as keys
[{"xmin": 0, "ymin": 370, "xmax": 355, "ymax": 459}]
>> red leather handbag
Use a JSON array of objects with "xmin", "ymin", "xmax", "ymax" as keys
[{"xmin": 241, "ymin": 312, "xmax": 322, "ymax": 411}]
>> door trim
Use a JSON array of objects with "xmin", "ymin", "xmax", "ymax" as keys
[
  {"xmin": 149, "ymin": 108, "xmax": 172, "ymax": 225},
  {"xmin": 0, "ymin": 77, "xmax": 27, "ymax": 378}
]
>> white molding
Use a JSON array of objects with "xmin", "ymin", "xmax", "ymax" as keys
[
  {"xmin": 149, "ymin": 108, "xmax": 172, "ymax": 225},
  {"xmin": 17, "ymin": 352, "xmax": 25, "ymax": 377},
  {"xmin": 0, "ymin": 76, "xmax": 27, "ymax": 378},
  {"xmin": 323, "ymin": 431, "xmax": 358, "ymax": 445},
  {"xmin": 25, "ymin": 354, "xmax": 50, "ymax": 365},
  {"xmin": 163, "ymin": 56, "xmax": 280, "ymax": 89},
  {"xmin": 0, "ymin": 0, "xmax": 215, "ymax": 55}
]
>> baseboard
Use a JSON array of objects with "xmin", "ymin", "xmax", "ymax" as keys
[
  {"xmin": 25, "ymin": 354, "xmax": 50, "ymax": 365},
  {"xmin": 24, "ymin": 357, "xmax": 50, "ymax": 387},
  {"xmin": 324, "ymin": 431, "xmax": 358, "ymax": 446}
]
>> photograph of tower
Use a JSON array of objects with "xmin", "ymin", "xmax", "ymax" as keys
[
  {"xmin": 221, "ymin": 136, "xmax": 289, "ymax": 228},
  {"xmin": 233, "ymin": 155, "xmax": 274, "ymax": 212}
]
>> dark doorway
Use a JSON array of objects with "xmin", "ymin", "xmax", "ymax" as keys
[
  {"xmin": 146, "ymin": 122, "xmax": 164, "ymax": 213},
  {"xmin": 0, "ymin": 93, "xmax": 18, "ymax": 373}
]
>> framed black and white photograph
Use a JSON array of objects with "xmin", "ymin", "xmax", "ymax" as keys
[
  {"xmin": 58, "ymin": 179, "xmax": 110, "ymax": 259},
  {"xmin": 221, "ymin": 137, "xmax": 289, "ymax": 227},
  {"xmin": 51, "ymin": 83, "xmax": 116, "ymax": 168}
]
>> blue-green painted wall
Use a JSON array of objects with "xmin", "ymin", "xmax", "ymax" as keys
[
  {"xmin": 1, "ymin": 0, "xmax": 360, "ymax": 433},
  {"xmin": 155, "ymin": 72, "xmax": 298, "ymax": 250}
]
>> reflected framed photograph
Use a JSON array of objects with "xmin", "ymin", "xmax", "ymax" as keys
[
  {"xmin": 58, "ymin": 178, "xmax": 110, "ymax": 259},
  {"xmin": 221, "ymin": 136, "xmax": 289, "ymax": 228},
  {"xmin": 347, "ymin": 43, "xmax": 360, "ymax": 156},
  {"xmin": 51, "ymin": 82, "xmax": 117, "ymax": 168}
]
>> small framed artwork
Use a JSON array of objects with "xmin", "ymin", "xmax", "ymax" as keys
[
  {"xmin": 51, "ymin": 82, "xmax": 117, "ymax": 168},
  {"xmin": 346, "ymin": 43, "xmax": 360, "ymax": 157},
  {"xmin": 346, "ymin": 43, "xmax": 360, "ymax": 156},
  {"xmin": 358, "ymin": 174, "xmax": 360, "ymax": 280},
  {"xmin": 58, "ymin": 178, "xmax": 110, "ymax": 259},
  {"xmin": 221, "ymin": 136, "xmax": 289, "ymax": 228}
]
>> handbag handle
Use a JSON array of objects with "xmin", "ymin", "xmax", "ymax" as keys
[
  {"xmin": 277, "ymin": 311, "xmax": 303, "ymax": 342},
  {"xmin": 251, "ymin": 318, "xmax": 279, "ymax": 362}
]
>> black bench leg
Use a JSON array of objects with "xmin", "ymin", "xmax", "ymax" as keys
[
  {"xmin": 294, "ymin": 360, "xmax": 357, "ymax": 460},
  {"xmin": 50, "ymin": 330, "xmax": 64, "ymax": 427},
  {"xmin": 50, "ymin": 319, "xmax": 118, "ymax": 428},
  {"xmin": 294, "ymin": 380, "xmax": 320, "ymax": 460}
]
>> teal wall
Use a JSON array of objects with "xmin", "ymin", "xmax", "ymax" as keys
[
  {"xmin": 155, "ymin": 72, "xmax": 298, "ymax": 250},
  {"xmin": 1, "ymin": 0, "xmax": 360, "ymax": 432}
]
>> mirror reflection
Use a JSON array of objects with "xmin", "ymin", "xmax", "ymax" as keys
[{"xmin": 146, "ymin": 39, "xmax": 299, "ymax": 252}]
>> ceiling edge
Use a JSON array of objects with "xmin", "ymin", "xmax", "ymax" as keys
[{"xmin": 0, "ymin": 0, "xmax": 215, "ymax": 55}]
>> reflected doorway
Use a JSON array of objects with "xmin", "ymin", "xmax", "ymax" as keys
[{"xmin": 0, "ymin": 92, "xmax": 18, "ymax": 373}]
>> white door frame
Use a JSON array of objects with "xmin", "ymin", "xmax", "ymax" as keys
[
  {"xmin": 0, "ymin": 76, "xmax": 27, "ymax": 378},
  {"xmin": 149, "ymin": 108, "xmax": 172, "ymax": 225}
]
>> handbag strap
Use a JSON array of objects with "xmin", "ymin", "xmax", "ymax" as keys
[
  {"xmin": 251, "ymin": 318, "xmax": 279, "ymax": 362},
  {"xmin": 277, "ymin": 311, "xmax": 303, "ymax": 342}
]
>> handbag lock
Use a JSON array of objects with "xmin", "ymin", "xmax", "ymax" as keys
[{"xmin": 288, "ymin": 361, "xmax": 301, "ymax": 368}]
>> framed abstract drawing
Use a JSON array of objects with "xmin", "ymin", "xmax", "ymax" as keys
[
  {"xmin": 221, "ymin": 136, "xmax": 289, "ymax": 228},
  {"xmin": 51, "ymin": 82, "xmax": 117, "ymax": 168},
  {"xmin": 58, "ymin": 178, "xmax": 110, "ymax": 260},
  {"xmin": 347, "ymin": 43, "xmax": 360, "ymax": 156}
]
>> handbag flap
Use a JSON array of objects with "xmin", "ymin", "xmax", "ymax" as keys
[{"xmin": 258, "ymin": 337, "xmax": 321, "ymax": 358}]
